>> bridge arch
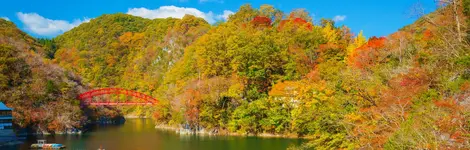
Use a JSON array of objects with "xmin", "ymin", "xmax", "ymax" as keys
[{"xmin": 78, "ymin": 88, "xmax": 158, "ymax": 106}]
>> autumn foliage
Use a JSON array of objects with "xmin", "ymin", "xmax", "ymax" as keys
[
  {"xmin": 0, "ymin": 19, "xmax": 95, "ymax": 134},
  {"xmin": 348, "ymin": 36, "xmax": 387, "ymax": 69},
  {"xmin": 1, "ymin": 2, "xmax": 470, "ymax": 149},
  {"xmin": 278, "ymin": 17, "xmax": 313, "ymax": 31},
  {"xmin": 250, "ymin": 16, "xmax": 272, "ymax": 27}
]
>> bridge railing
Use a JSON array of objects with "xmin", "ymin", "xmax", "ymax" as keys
[{"xmin": 78, "ymin": 88, "xmax": 158, "ymax": 106}]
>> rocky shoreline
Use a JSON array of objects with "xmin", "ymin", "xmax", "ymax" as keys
[
  {"xmin": 154, "ymin": 124, "xmax": 304, "ymax": 139},
  {"xmin": 124, "ymin": 115, "xmax": 149, "ymax": 119},
  {"xmin": 31, "ymin": 128, "xmax": 83, "ymax": 135},
  {"xmin": 17, "ymin": 116, "xmax": 126, "ymax": 136}
]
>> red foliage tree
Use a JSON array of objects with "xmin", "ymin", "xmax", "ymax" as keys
[
  {"xmin": 278, "ymin": 18, "xmax": 313, "ymax": 31},
  {"xmin": 184, "ymin": 89, "xmax": 202, "ymax": 128},
  {"xmin": 422, "ymin": 29, "xmax": 433, "ymax": 40},
  {"xmin": 433, "ymin": 85, "xmax": 470, "ymax": 146},
  {"xmin": 350, "ymin": 68, "xmax": 432, "ymax": 147},
  {"xmin": 348, "ymin": 36, "xmax": 387, "ymax": 69},
  {"xmin": 250, "ymin": 16, "xmax": 272, "ymax": 28}
]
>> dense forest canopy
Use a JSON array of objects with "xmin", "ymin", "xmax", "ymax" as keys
[
  {"xmin": 0, "ymin": 0, "xmax": 469, "ymax": 149},
  {"xmin": 0, "ymin": 19, "xmax": 86, "ymax": 132}
]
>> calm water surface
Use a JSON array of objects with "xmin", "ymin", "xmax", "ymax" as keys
[{"xmin": 9, "ymin": 119, "xmax": 304, "ymax": 150}]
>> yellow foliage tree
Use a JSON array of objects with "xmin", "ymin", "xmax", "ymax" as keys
[
  {"xmin": 346, "ymin": 30, "xmax": 366, "ymax": 57},
  {"xmin": 322, "ymin": 22, "xmax": 339, "ymax": 44}
]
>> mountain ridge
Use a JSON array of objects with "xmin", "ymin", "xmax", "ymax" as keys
[{"xmin": 0, "ymin": 2, "xmax": 469, "ymax": 149}]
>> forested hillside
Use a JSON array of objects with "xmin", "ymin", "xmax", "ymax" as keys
[
  {"xmin": 151, "ymin": 3, "xmax": 469, "ymax": 149},
  {"xmin": 54, "ymin": 14, "xmax": 210, "ymax": 91},
  {"xmin": 0, "ymin": 0, "xmax": 469, "ymax": 149},
  {"xmin": 51, "ymin": 2, "xmax": 470, "ymax": 149},
  {"xmin": 0, "ymin": 19, "xmax": 86, "ymax": 133},
  {"xmin": 52, "ymin": 14, "xmax": 210, "ymax": 116}
]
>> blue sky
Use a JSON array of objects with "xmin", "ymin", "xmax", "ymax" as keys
[{"xmin": 0, "ymin": 0, "xmax": 438, "ymax": 38}]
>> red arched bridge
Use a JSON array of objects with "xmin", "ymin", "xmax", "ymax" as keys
[{"xmin": 78, "ymin": 88, "xmax": 158, "ymax": 106}]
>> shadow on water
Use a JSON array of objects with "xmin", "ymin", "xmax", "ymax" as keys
[{"xmin": 5, "ymin": 119, "xmax": 304, "ymax": 150}]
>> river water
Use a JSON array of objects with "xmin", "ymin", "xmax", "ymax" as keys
[{"xmin": 9, "ymin": 119, "xmax": 304, "ymax": 150}]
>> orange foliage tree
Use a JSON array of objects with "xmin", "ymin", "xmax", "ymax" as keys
[
  {"xmin": 348, "ymin": 36, "xmax": 387, "ymax": 69},
  {"xmin": 250, "ymin": 16, "xmax": 272, "ymax": 28},
  {"xmin": 349, "ymin": 68, "xmax": 431, "ymax": 148},
  {"xmin": 278, "ymin": 18, "xmax": 313, "ymax": 31},
  {"xmin": 183, "ymin": 88, "xmax": 202, "ymax": 128}
]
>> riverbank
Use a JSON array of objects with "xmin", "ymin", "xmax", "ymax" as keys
[
  {"xmin": 10, "ymin": 119, "xmax": 303, "ymax": 150},
  {"xmin": 15, "ymin": 116, "xmax": 126, "ymax": 137},
  {"xmin": 154, "ymin": 124, "xmax": 305, "ymax": 139},
  {"xmin": 31, "ymin": 130, "xmax": 83, "ymax": 135},
  {"xmin": 124, "ymin": 115, "xmax": 149, "ymax": 119}
]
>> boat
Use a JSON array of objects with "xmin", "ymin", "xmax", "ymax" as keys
[{"xmin": 30, "ymin": 140, "xmax": 66, "ymax": 149}]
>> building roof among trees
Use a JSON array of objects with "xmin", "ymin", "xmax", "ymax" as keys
[{"xmin": 0, "ymin": 102, "xmax": 12, "ymax": 111}]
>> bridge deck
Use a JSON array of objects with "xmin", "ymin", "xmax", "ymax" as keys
[{"xmin": 78, "ymin": 88, "xmax": 158, "ymax": 106}]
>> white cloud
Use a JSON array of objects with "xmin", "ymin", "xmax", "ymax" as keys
[
  {"xmin": 16, "ymin": 12, "xmax": 90, "ymax": 36},
  {"xmin": 127, "ymin": 6, "xmax": 233, "ymax": 24},
  {"xmin": 215, "ymin": 10, "xmax": 234, "ymax": 21},
  {"xmin": 1, "ymin": 17, "xmax": 9, "ymax": 21},
  {"xmin": 333, "ymin": 15, "xmax": 346, "ymax": 22}
]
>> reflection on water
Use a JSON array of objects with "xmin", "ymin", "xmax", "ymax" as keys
[{"xmin": 6, "ymin": 119, "xmax": 304, "ymax": 150}]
